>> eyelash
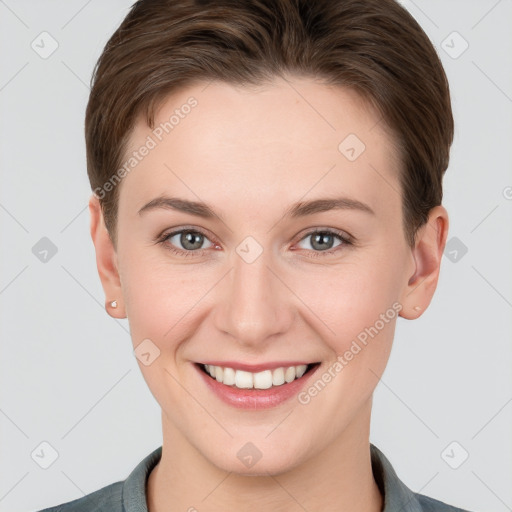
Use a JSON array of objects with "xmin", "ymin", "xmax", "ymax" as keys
[{"xmin": 156, "ymin": 226, "xmax": 353, "ymax": 259}]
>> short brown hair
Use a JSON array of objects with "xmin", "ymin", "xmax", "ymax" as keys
[{"xmin": 85, "ymin": 0, "xmax": 454, "ymax": 248}]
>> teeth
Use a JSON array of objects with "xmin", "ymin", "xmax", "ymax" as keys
[
  {"xmin": 203, "ymin": 364, "xmax": 309, "ymax": 389},
  {"xmin": 253, "ymin": 370, "xmax": 272, "ymax": 389},
  {"xmin": 235, "ymin": 370, "xmax": 253, "ymax": 389},
  {"xmin": 223, "ymin": 366, "xmax": 236, "ymax": 386},
  {"xmin": 284, "ymin": 366, "xmax": 296, "ymax": 383},
  {"xmin": 295, "ymin": 365, "xmax": 307, "ymax": 378},
  {"xmin": 272, "ymin": 367, "xmax": 285, "ymax": 386}
]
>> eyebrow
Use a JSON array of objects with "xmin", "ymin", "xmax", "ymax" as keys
[{"xmin": 138, "ymin": 195, "xmax": 375, "ymax": 219}]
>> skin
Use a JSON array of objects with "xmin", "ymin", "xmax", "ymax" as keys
[{"xmin": 89, "ymin": 75, "xmax": 448, "ymax": 511}]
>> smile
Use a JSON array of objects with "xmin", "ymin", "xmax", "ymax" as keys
[
  {"xmin": 202, "ymin": 363, "xmax": 315, "ymax": 389},
  {"xmin": 194, "ymin": 360, "xmax": 321, "ymax": 408}
]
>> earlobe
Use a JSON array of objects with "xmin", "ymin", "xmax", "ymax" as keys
[
  {"xmin": 399, "ymin": 205, "xmax": 449, "ymax": 320},
  {"xmin": 88, "ymin": 194, "xmax": 126, "ymax": 319}
]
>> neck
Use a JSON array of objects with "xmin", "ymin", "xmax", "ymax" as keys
[{"xmin": 148, "ymin": 401, "xmax": 383, "ymax": 512}]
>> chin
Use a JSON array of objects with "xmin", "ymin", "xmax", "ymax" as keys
[{"xmin": 203, "ymin": 438, "xmax": 308, "ymax": 477}]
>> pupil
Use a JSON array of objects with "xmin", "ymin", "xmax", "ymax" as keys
[
  {"xmin": 312, "ymin": 233, "xmax": 333, "ymax": 251},
  {"xmin": 182, "ymin": 231, "xmax": 203, "ymax": 250}
]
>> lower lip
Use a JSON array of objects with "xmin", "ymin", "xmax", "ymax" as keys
[{"xmin": 195, "ymin": 363, "xmax": 320, "ymax": 409}]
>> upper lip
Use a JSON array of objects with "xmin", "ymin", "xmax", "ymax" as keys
[{"xmin": 197, "ymin": 361, "xmax": 317, "ymax": 372}]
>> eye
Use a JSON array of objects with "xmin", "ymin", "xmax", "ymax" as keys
[
  {"xmin": 158, "ymin": 228, "xmax": 214, "ymax": 256},
  {"xmin": 157, "ymin": 227, "xmax": 352, "ymax": 259},
  {"xmin": 295, "ymin": 229, "xmax": 352, "ymax": 257}
]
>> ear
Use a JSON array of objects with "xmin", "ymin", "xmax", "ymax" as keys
[
  {"xmin": 399, "ymin": 205, "xmax": 449, "ymax": 320},
  {"xmin": 89, "ymin": 194, "xmax": 126, "ymax": 319}
]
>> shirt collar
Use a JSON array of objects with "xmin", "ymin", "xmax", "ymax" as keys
[
  {"xmin": 370, "ymin": 443, "xmax": 423, "ymax": 512},
  {"xmin": 122, "ymin": 443, "xmax": 422, "ymax": 512},
  {"xmin": 122, "ymin": 445, "xmax": 162, "ymax": 512}
]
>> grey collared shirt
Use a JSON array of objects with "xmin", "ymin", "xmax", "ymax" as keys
[{"xmin": 35, "ymin": 444, "xmax": 474, "ymax": 512}]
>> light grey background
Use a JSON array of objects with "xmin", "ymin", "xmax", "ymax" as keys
[{"xmin": 1, "ymin": 1, "xmax": 511, "ymax": 511}]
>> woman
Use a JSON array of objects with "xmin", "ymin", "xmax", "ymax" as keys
[{"xmin": 38, "ymin": 0, "xmax": 474, "ymax": 510}]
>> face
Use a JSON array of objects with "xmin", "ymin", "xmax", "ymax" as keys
[{"xmin": 100, "ymin": 76, "xmax": 423, "ymax": 474}]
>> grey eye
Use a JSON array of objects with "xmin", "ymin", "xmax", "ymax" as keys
[
  {"xmin": 297, "ymin": 231, "xmax": 344, "ymax": 251},
  {"xmin": 167, "ymin": 230, "xmax": 213, "ymax": 251}
]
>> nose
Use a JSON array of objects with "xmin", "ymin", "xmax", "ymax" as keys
[{"xmin": 213, "ymin": 248, "xmax": 295, "ymax": 350}]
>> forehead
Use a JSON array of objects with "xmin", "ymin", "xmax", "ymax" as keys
[{"xmin": 119, "ymin": 76, "xmax": 402, "ymax": 219}]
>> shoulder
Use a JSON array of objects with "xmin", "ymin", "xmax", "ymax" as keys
[
  {"xmin": 33, "ymin": 480, "xmax": 123, "ymax": 512},
  {"xmin": 415, "ymin": 492, "xmax": 474, "ymax": 512},
  {"xmin": 370, "ymin": 443, "xmax": 477, "ymax": 512},
  {"xmin": 33, "ymin": 445, "xmax": 162, "ymax": 512}
]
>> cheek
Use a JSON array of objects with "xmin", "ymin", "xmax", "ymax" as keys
[
  {"xmin": 120, "ymin": 251, "xmax": 213, "ymax": 353},
  {"xmin": 288, "ymin": 257, "xmax": 403, "ymax": 349},
  {"xmin": 119, "ymin": 257, "xmax": 204, "ymax": 407}
]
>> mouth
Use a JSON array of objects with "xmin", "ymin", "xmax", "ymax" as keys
[{"xmin": 196, "ymin": 362, "xmax": 320, "ymax": 390}]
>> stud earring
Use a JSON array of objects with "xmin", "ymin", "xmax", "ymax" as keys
[{"xmin": 110, "ymin": 300, "xmax": 118, "ymax": 309}]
